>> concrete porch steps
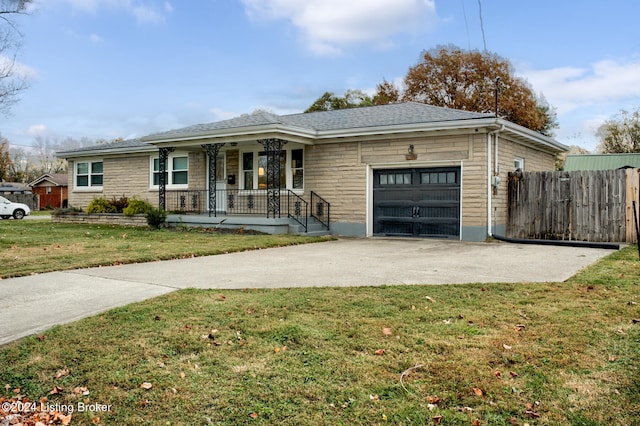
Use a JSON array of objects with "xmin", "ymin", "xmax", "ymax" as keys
[{"xmin": 167, "ymin": 213, "xmax": 330, "ymax": 236}]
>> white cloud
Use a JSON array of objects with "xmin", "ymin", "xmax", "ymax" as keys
[
  {"xmin": 517, "ymin": 57, "xmax": 640, "ymax": 150},
  {"xmin": 26, "ymin": 124, "xmax": 50, "ymax": 137},
  {"xmin": 518, "ymin": 58, "xmax": 640, "ymax": 114},
  {"xmin": 89, "ymin": 33, "xmax": 103, "ymax": 43},
  {"xmin": 241, "ymin": 0, "xmax": 439, "ymax": 55},
  {"xmin": 0, "ymin": 55, "xmax": 37, "ymax": 79}
]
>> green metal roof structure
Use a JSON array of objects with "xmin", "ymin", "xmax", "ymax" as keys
[{"xmin": 564, "ymin": 154, "xmax": 640, "ymax": 171}]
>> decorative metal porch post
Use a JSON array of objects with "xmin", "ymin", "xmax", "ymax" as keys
[
  {"xmin": 158, "ymin": 147, "xmax": 174, "ymax": 210},
  {"xmin": 258, "ymin": 138, "xmax": 287, "ymax": 218},
  {"xmin": 201, "ymin": 143, "xmax": 225, "ymax": 217}
]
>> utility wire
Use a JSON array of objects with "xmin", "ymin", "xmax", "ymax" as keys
[
  {"xmin": 461, "ymin": 0, "xmax": 471, "ymax": 50},
  {"xmin": 477, "ymin": 0, "xmax": 487, "ymax": 52}
]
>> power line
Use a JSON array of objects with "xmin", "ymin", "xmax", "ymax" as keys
[
  {"xmin": 477, "ymin": 0, "xmax": 487, "ymax": 52},
  {"xmin": 461, "ymin": 0, "xmax": 471, "ymax": 50}
]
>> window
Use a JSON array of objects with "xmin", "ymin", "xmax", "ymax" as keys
[
  {"xmin": 379, "ymin": 172, "xmax": 411, "ymax": 185},
  {"xmin": 75, "ymin": 160, "xmax": 103, "ymax": 189},
  {"xmin": 514, "ymin": 158, "xmax": 524, "ymax": 171},
  {"xmin": 241, "ymin": 148, "xmax": 304, "ymax": 190},
  {"xmin": 151, "ymin": 154, "xmax": 189, "ymax": 187},
  {"xmin": 421, "ymin": 171, "xmax": 457, "ymax": 184}
]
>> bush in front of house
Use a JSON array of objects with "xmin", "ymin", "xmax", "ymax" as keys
[
  {"xmin": 146, "ymin": 207, "xmax": 167, "ymax": 229},
  {"xmin": 123, "ymin": 198, "xmax": 154, "ymax": 217},
  {"xmin": 86, "ymin": 197, "xmax": 117, "ymax": 214},
  {"xmin": 109, "ymin": 195, "xmax": 129, "ymax": 213}
]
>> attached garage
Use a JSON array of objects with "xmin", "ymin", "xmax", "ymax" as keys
[{"xmin": 373, "ymin": 167, "xmax": 461, "ymax": 238}]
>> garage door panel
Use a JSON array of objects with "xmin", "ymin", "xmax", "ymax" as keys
[{"xmin": 373, "ymin": 167, "xmax": 460, "ymax": 238}]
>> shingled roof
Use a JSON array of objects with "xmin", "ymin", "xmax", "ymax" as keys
[{"xmin": 143, "ymin": 102, "xmax": 494, "ymax": 141}]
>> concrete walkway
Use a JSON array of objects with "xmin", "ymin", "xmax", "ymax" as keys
[{"xmin": 0, "ymin": 238, "xmax": 614, "ymax": 346}]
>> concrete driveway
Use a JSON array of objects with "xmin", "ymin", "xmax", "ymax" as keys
[{"xmin": 0, "ymin": 238, "xmax": 614, "ymax": 345}]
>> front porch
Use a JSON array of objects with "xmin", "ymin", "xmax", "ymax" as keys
[{"xmin": 164, "ymin": 189, "xmax": 331, "ymax": 235}]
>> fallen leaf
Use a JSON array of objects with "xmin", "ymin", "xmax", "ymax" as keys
[
  {"xmin": 54, "ymin": 368, "xmax": 69, "ymax": 379},
  {"xmin": 249, "ymin": 412, "xmax": 258, "ymax": 419},
  {"xmin": 608, "ymin": 355, "xmax": 617, "ymax": 362},
  {"xmin": 50, "ymin": 385, "xmax": 63, "ymax": 395},
  {"xmin": 374, "ymin": 349, "xmax": 385, "ymax": 356},
  {"xmin": 382, "ymin": 327, "xmax": 393, "ymax": 336},
  {"xmin": 632, "ymin": 318, "xmax": 640, "ymax": 324},
  {"xmin": 494, "ymin": 370, "xmax": 502, "ymax": 378},
  {"xmin": 503, "ymin": 344, "xmax": 512, "ymax": 350},
  {"xmin": 180, "ymin": 372, "xmax": 185, "ymax": 379},
  {"xmin": 140, "ymin": 382, "xmax": 153, "ymax": 390},
  {"xmin": 509, "ymin": 371, "xmax": 519, "ymax": 378},
  {"xmin": 472, "ymin": 387, "xmax": 483, "ymax": 396},
  {"xmin": 425, "ymin": 296, "xmax": 436, "ymax": 303},
  {"xmin": 427, "ymin": 403, "xmax": 437, "ymax": 411},
  {"xmin": 432, "ymin": 415, "xmax": 443, "ymax": 425},
  {"xmin": 369, "ymin": 394, "xmax": 379, "ymax": 401},
  {"xmin": 219, "ymin": 294, "xmax": 226, "ymax": 300},
  {"xmin": 524, "ymin": 410, "xmax": 540, "ymax": 418},
  {"xmin": 427, "ymin": 395, "xmax": 441, "ymax": 404},
  {"xmin": 91, "ymin": 417, "xmax": 101, "ymax": 424},
  {"xmin": 37, "ymin": 335, "xmax": 46, "ymax": 341},
  {"xmin": 514, "ymin": 324, "xmax": 526, "ymax": 331},
  {"xmin": 138, "ymin": 399, "xmax": 150, "ymax": 407},
  {"xmin": 274, "ymin": 347, "xmax": 280, "ymax": 353},
  {"xmin": 472, "ymin": 420, "xmax": 481, "ymax": 426}
]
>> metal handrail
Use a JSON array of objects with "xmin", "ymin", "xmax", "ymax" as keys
[
  {"xmin": 286, "ymin": 190, "xmax": 308, "ymax": 232},
  {"xmin": 310, "ymin": 191, "xmax": 330, "ymax": 230}
]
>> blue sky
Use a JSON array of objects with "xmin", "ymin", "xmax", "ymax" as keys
[{"xmin": 3, "ymin": 0, "xmax": 640, "ymax": 152}]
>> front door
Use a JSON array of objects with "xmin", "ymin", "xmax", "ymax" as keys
[{"xmin": 373, "ymin": 167, "xmax": 461, "ymax": 238}]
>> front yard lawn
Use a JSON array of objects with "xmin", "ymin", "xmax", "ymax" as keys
[
  {"xmin": 0, "ymin": 237, "xmax": 638, "ymax": 424},
  {"xmin": 0, "ymin": 221, "xmax": 328, "ymax": 278}
]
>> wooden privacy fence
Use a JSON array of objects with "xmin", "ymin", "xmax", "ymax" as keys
[{"xmin": 507, "ymin": 169, "xmax": 640, "ymax": 243}]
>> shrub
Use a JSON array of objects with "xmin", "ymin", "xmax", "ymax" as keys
[
  {"xmin": 109, "ymin": 195, "xmax": 129, "ymax": 213},
  {"xmin": 146, "ymin": 207, "xmax": 167, "ymax": 229},
  {"xmin": 123, "ymin": 198, "xmax": 154, "ymax": 217},
  {"xmin": 86, "ymin": 197, "xmax": 117, "ymax": 214}
]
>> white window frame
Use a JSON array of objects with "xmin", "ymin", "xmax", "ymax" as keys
[
  {"xmin": 149, "ymin": 153, "xmax": 189, "ymax": 189},
  {"xmin": 514, "ymin": 157, "xmax": 525, "ymax": 171},
  {"xmin": 239, "ymin": 147, "xmax": 304, "ymax": 192},
  {"xmin": 74, "ymin": 159, "xmax": 103, "ymax": 191}
]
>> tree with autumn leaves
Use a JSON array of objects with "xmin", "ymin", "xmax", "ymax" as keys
[{"xmin": 306, "ymin": 45, "xmax": 558, "ymax": 136}]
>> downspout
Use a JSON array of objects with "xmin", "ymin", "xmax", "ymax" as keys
[{"xmin": 486, "ymin": 124, "xmax": 505, "ymax": 238}]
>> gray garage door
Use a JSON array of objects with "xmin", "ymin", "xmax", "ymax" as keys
[{"xmin": 373, "ymin": 167, "xmax": 461, "ymax": 238}]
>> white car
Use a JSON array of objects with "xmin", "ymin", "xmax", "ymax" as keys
[{"xmin": 0, "ymin": 195, "xmax": 31, "ymax": 219}]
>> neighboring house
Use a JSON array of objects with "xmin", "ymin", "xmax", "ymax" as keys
[
  {"xmin": 0, "ymin": 182, "xmax": 31, "ymax": 194},
  {"xmin": 564, "ymin": 153, "xmax": 640, "ymax": 171},
  {"xmin": 57, "ymin": 102, "xmax": 567, "ymax": 241},
  {"xmin": 29, "ymin": 173, "xmax": 69, "ymax": 209}
]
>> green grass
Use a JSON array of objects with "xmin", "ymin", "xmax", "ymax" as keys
[
  {"xmin": 0, "ymin": 221, "xmax": 328, "ymax": 278},
  {"xmin": 1, "ymin": 238, "xmax": 639, "ymax": 424}
]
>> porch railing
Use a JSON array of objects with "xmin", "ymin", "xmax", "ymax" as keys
[
  {"xmin": 311, "ymin": 191, "xmax": 330, "ymax": 230},
  {"xmin": 166, "ymin": 190, "xmax": 327, "ymax": 233}
]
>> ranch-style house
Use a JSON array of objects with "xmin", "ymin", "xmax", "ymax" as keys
[{"xmin": 57, "ymin": 102, "xmax": 567, "ymax": 240}]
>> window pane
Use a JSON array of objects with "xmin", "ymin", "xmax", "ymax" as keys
[
  {"xmin": 421, "ymin": 173, "xmax": 428, "ymax": 184},
  {"xmin": 153, "ymin": 158, "xmax": 160, "ymax": 172},
  {"xmin": 91, "ymin": 162, "xmax": 103, "ymax": 173},
  {"xmin": 173, "ymin": 171, "xmax": 188, "ymax": 185},
  {"xmin": 438, "ymin": 173, "xmax": 446, "ymax": 184},
  {"xmin": 380, "ymin": 174, "xmax": 388, "ymax": 185},
  {"xmin": 244, "ymin": 171, "xmax": 254, "ymax": 190},
  {"xmin": 404, "ymin": 173, "xmax": 411, "ymax": 184},
  {"xmin": 388, "ymin": 174, "xmax": 395, "ymax": 184},
  {"xmin": 447, "ymin": 172, "xmax": 456, "ymax": 183},
  {"xmin": 77, "ymin": 162, "xmax": 88, "ymax": 174},
  {"xmin": 153, "ymin": 172, "xmax": 160, "ymax": 186},
  {"xmin": 293, "ymin": 169, "xmax": 303, "ymax": 189},
  {"xmin": 215, "ymin": 156, "xmax": 225, "ymax": 181},
  {"xmin": 77, "ymin": 176, "xmax": 88, "ymax": 186},
  {"xmin": 242, "ymin": 152, "xmax": 253, "ymax": 171},
  {"xmin": 173, "ymin": 156, "xmax": 188, "ymax": 170},
  {"xmin": 292, "ymin": 149, "xmax": 303, "ymax": 168},
  {"xmin": 91, "ymin": 175, "xmax": 103, "ymax": 186}
]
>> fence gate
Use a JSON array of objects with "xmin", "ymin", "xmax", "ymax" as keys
[{"xmin": 507, "ymin": 169, "xmax": 639, "ymax": 243}]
